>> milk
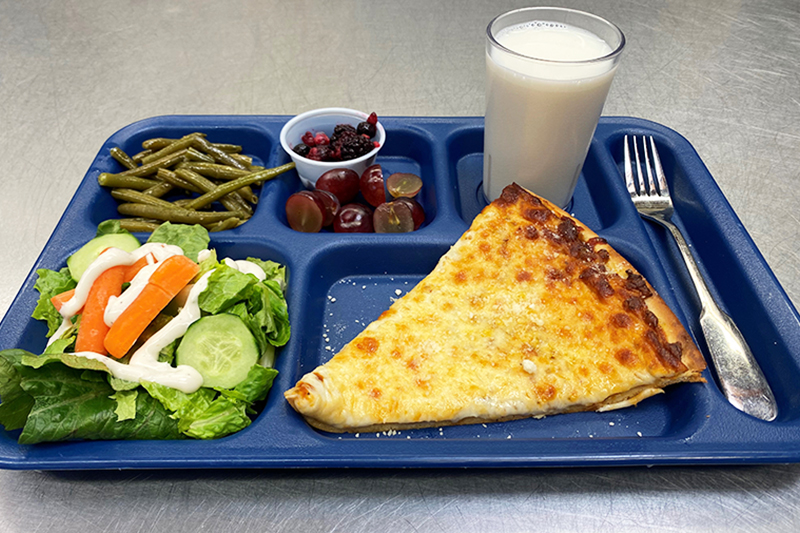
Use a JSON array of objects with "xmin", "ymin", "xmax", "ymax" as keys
[{"xmin": 483, "ymin": 17, "xmax": 621, "ymax": 206}]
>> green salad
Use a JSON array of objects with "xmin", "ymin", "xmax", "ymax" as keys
[{"xmin": 0, "ymin": 221, "xmax": 290, "ymax": 444}]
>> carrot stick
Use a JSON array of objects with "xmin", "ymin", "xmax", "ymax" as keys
[
  {"xmin": 104, "ymin": 255, "xmax": 200, "ymax": 358},
  {"xmin": 124, "ymin": 253, "xmax": 154, "ymax": 283},
  {"xmin": 75, "ymin": 265, "xmax": 126, "ymax": 355},
  {"xmin": 50, "ymin": 289, "xmax": 77, "ymax": 312}
]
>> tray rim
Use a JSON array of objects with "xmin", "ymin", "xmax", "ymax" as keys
[{"xmin": 1, "ymin": 114, "xmax": 800, "ymax": 470}]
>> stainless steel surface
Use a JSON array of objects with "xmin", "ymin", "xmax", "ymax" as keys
[
  {"xmin": 1, "ymin": 0, "xmax": 799, "ymax": 531},
  {"xmin": 625, "ymin": 135, "xmax": 778, "ymax": 422}
]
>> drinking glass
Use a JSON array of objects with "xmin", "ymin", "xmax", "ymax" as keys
[{"xmin": 483, "ymin": 7, "xmax": 625, "ymax": 207}]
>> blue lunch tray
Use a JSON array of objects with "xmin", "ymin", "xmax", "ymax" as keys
[{"xmin": 1, "ymin": 115, "xmax": 799, "ymax": 470}]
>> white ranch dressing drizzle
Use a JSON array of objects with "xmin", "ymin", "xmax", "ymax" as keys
[
  {"xmin": 223, "ymin": 257, "xmax": 267, "ymax": 281},
  {"xmin": 47, "ymin": 245, "xmax": 268, "ymax": 394},
  {"xmin": 70, "ymin": 350, "xmax": 203, "ymax": 392}
]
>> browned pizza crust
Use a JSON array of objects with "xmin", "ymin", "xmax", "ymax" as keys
[{"xmin": 285, "ymin": 183, "xmax": 706, "ymax": 433}]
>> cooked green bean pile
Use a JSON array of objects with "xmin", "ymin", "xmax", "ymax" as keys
[{"xmin": 99, "ymin": 132, "xmax": 295, "ymax": 232}]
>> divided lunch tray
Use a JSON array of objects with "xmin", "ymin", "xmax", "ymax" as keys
[{"xmin": 1, "ymin": 115, "xmax": 800, "ymax": 470}]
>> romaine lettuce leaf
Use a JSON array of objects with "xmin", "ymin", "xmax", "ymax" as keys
[
  {"xmin": 31, "ymin": 268, "xmax": 77, "ymax": 336},
  {"xmin": 141, "ymin": 381, "xmax": 216, "ymax": 420},
  {"xmin": 198, "ymin": 265, "xmax": 256, "ymax": 314},
  {"xmin": 0, "ymin": 350, "xmax": 36, "ymax": 431},
  {"xmin": 42, "ymin": 336, "xmax": 76, "ymax": 355},
  {"xmin": 16, "ymin": 362, "xmax": 180, "ymax": 444},
  {"xmin": 231, "ymin": 364, "xmax": 277, "ymax": 404},
  {"xmin": 110, "ymin": 389, "xmax": 138, "ymax": 421},
  {"xmin": 180, "ymin": 395, "xmax": 251, "ymax": 440},
  {"xmin": 108, "ymin": 375, "xmax": 139, "ymax": 392},
  {"xmin": 263, "ymin": 280, "xmax": 290, "ymax": 347},
  {"xmin": 96, "ymin": 219, "xmax": 133, "ymax": 237},
  {"xmin": 142, "ymin": 380, "xmax": 256, "ymax": 439},
  {"xmin": 147, "ymin": 222, "xmax": 210, "ymax": 262},
  {"xmin": 196, "ymin": 248, "xmax": 219, "ymax": 278},
  {"xmin": 246, "ymin": 258, "xmax": 287, "ymax": 290},
  {"xmin": 22, "ymin": 352, "xmax": 111, "ymax": 373}
]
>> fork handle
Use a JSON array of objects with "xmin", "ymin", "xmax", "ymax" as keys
[{"xmin": 648, "ymin": 215, "xmax": 778, "ymax": 421}]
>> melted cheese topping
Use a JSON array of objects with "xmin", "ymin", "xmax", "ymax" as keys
[{"xmin": 285, "ymin": 185, "xmax": 705, "ymax": 431}]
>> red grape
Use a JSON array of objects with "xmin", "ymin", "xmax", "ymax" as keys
[
  {"xmin": 334, "ymin": 203, "xmax": 374, "ymax": 233},
  {"xmin": 373, "ymin": 201, "xmax": 415, "ymax": 233},
  {"xmin": 316, "ymin": 168, "xmax": 360, "ymax": 203},
  {"xmin": 311, "ymin": 189, "xmax": 340, "ymax": 227},
  {"xmin": 393, "ymin": 197, "xmax": 425, "ymax": 230},
  {"xmin": 360, "ymin": 164, "xmax": 386, "ymax": 207},
  {"xmin": 285, "ymin": 191, "xmax": 325, "ymax": 233},
  {"xmin": 386, "ymin": 173, "xmax": 422, "ymax": 198}
]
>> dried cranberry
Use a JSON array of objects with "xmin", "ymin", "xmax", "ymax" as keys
[
  {"xmin": 301, "ymin": 131, "xmax": 316, "ymax": 146},
  {"xmin": 306, "ymin": 147, "xmax": 322, "ymax": 161}
]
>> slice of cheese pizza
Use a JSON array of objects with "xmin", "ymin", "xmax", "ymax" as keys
[{"xmin": 285, "ymin": 183, "xmax": 706, "ymax": 433}]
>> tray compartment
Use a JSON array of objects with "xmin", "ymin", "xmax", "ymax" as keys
[
  {"xmin": 272, "ymin": 121, "xmax": 439, "ymax": 233},
  {"xmin": 447, "ymin": 124, "xmax": 625, "ymax": 236},
  {"xmin": 89, "ymin": 117, "xmax": 279, "ymax": 230},
  {"xmin": 293, "ymin": 240, "xmax": 450, "ymax": 377}
]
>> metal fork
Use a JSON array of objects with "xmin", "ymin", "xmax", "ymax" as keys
[{"xmin": 624, "ymin": 135, "xmax": 777, "ymax": 421}]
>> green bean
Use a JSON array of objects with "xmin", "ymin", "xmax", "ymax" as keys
[
  {"xmin": 156, "ymin": 168, "xmax": 203, "ymax": 193},
  {"xmin": 131, "ymin": 149, "xmax": 152, "ymax": 164},
  {"xmin": 142, "ymin": 181, "xmax": 174, "ymax": 198},
  {"xmin": 117, "ymin": 218, "xmax": 162, "ymax": 232},
  {"xmin": 117, "ymin": 203, "xmax": 251, "ymax": 225},
  {"xmin": 238, "ymin": 185, "xmax": 258, "ymax": 205},
  {"xmin": 191, "ymin": 136, "xmax": 247, "ymax": 170},
  {"xmin": 141, "ymin": 134, "xmax": 206, "ymax": 151},
  {"xmin": 173, "ymin": 162, "xmax": 258, "ymax": 204},
  {"xmin": 140, "ymin": 133, "xmax": 202, "ymax": 165},
  {"xmin": 116, "ymin": 150, "xmax": 189, "ymax": 177},
  {"xmin": 98, "ymin": 173, "xmax": 160, "ymax": 190},
  {"xmin": 141, "ymin": 138, "xmax": 171, "ymax": 151},
  {"xmin": 142, "ymin": 135, "xmax": 241, "ymax": 153},
  {"xmin": 212, "ymin": 143, "xmax": 242, "ymax": 154},
  {"xmin": 110, "ymin": 188, "xmax": 178, "ymax": 208},
  {"xmin": 229, "ymin": 153, "xmax": 253, "ymax": 167},
  {"xmin": 183, "ymin": 162, "xmax": 295, "ymax": 210},
  {"xmin": 185, "ymin": 147, "xmax": 216, "ymax": 164},
  {"xmin": 174, "ymin": 168, "xmax": 252, "ymax": 216},
  {"xmin": 176, "ymin": 162, "xmax": 250, "ymax": 180},
  {"xmin": 208, "ymin": 217, "xmax": 242, "ymax": 232},
  {"xmin": 110, "ymin": 147, "xmax": 137, "ymax": 170},
  {"xmin": 173, "ymin": 198, "xmax": 210, "ymax": 209}
]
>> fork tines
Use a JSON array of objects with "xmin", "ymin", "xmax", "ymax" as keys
[{"xmin": 624, "ymin": 135, "xmax": 669, "ymax": 197}]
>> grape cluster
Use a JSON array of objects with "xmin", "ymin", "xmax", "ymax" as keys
[
  {"xmin": 285, "ymin": 165, "xmax": 425, "ymax": 233},
  {"xmin": 293, "ymin": 113, "xmax": 380, "ymax": 162}
]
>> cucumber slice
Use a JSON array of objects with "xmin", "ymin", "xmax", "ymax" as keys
[
  {"xmin": 176, "ymin": 314, "xmax": 259, "ymax": 389},
  {"xmin": 67, "ymin": 233, "xmax": 141, "ymax": 281}
]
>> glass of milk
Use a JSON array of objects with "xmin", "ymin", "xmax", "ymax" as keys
[{"xmin": 483, "ymin": 7, "xmax": 625, "ymax": 207}]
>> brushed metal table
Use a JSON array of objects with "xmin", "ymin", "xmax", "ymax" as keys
[{"xmin": 1, "ymin": 1, "xmax": 799, "ymax": 531}]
